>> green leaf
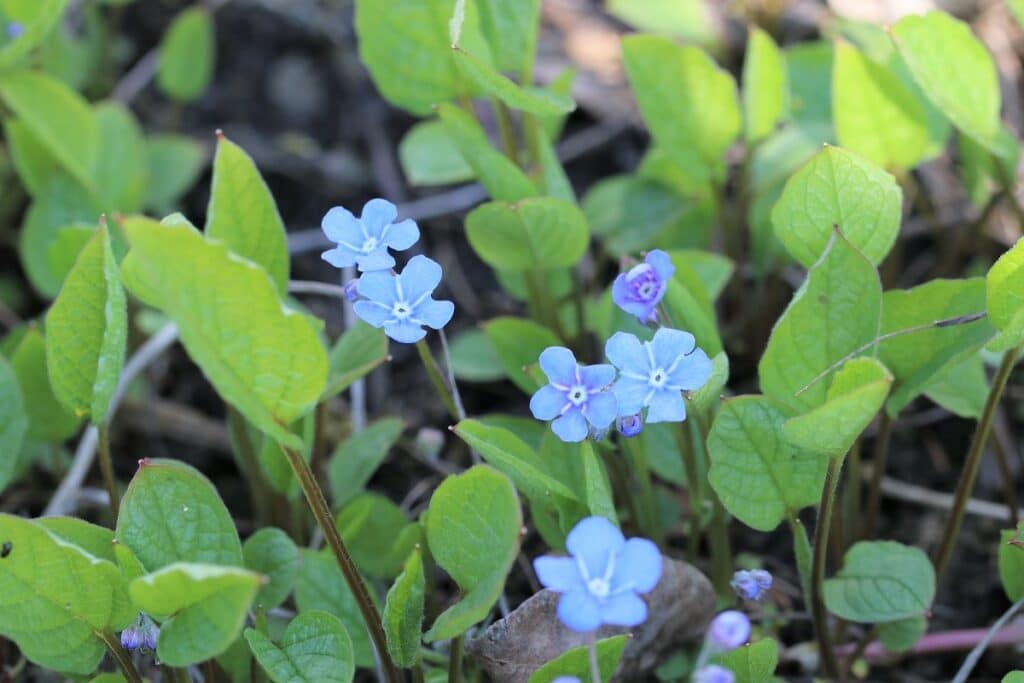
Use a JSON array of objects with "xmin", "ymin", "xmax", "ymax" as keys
[
  {"xmin": 743, "ymin": 27, "xmax": 787, "ymax": 144},
  {"xmin": 116, "ymin": 458, "xmax": 243, "ymax": 571},
  {"xmin": 999, "ymin": 528, "xmax": 1024, "ymax": 601},
  {"xmin": 399, "ymin": 119, "xmax": 474, "ymax": 186},
  {"xmin": 295, "ymin": 549, "xmax": 374, "ymax": 668},
  {"xmin": 47, "ymin": 223, "xmax": 97, "ymax": 287},
  {"xmin": 879, "ymin": 278, "xmax": 995, "ymax": 415},
  {"xmin": 1004, "ymin": 673, "xmax": 1024, "ymax": 683},
  {"xmin": 0, "ymin": 514, "xmax": 132, "ymax": 675},
  {"xmin": 759, "ymin": 232, "xmax": 882, "ymax": 411},
  {"xmin": 0, "ymin": 356, "xmax": 28, "ymax": 492},
  {"xmin": 36, "ymin": 516, "xmax": 117, "ymax": 564},
  {"xmin": 436, "ymin": 103, "xmax": 536, "ymax": 201},
  {"xmin": 467, "ymin": 197, "xmax": 588, "ymax": 271},
  {"xmin": 144, "ymin": 134, "xmax": 207, "ymax": 212},
  {"xmin": 527, "ymin": 635, "xmax": 628, "ymax": 682},
  {"xmin": 206, "ymin": 134, "xmax": 289, "ymax": 295},
  {"xmin": 923, "ymin": 353, "xmax": 988, "ymax": 419},
  {"xmin": 482, "ymin": 316, "xmax": 561, "ymax": 393},
  {"xmin": 782, "ymin": 357, "xmax": 892, "ymax": 459},
  {"xmin": 877, "ymin": 616, "xmax": 927, "ymax": 653},
  {"xmin": 245, "ymin": 611, "xmax": 354, "ymax": 683},
  {"xmin": 157, "ymin": 8, "xmax": 215, "ymax": 101},
  {"xmin": 771, "ymin": 145, "xmax": 902, "ymax": 267},
  {"xmin": 337, "ymin": 493, "xmax": 420, "ymax": 579},
  {"xmin": 328, "ymin": 417, "xmax": 404, "ymax": 508},
  {"xmin": 120, "ymin": 216, "xmax": 327, "ymax": 448},
  {"xmin": 130, "ymin": 562, "xmax": 261, "ymax": 666},
  {"xmin": 606, "ymin": 0, "xmax": 716, "ymax": 45},
  {"xmin": 475, "ymin": 0, "xmax": 539, "ymax": 73},
  {"xmin": 93, "ymin": 102, "xmax": 148, "ymax": 213},
  {"xmin": 833, "ymin": 40, "xmax": 931, "ymax": 170},
  {"xmin": 717, "ymin": 638, "xmax": 779, "ymax": 683},
  {"xmin": 323, "ymin": 321, "xmax": 389, "ymax": 400},
  {"xmin": 383, "ymin": 547, "xmax": 425, "ymax": 668},
  {"xmin": 667, "ymin": 249, "xmax": 734, "ymax": 302},
  {"xmin": 532, "ymin": 115, "xmax": 574, "ymax": 203},
  {"xmin": 581, "ymin": 441, "xmax": 616, "ymax": 522},
  {"xmin": 708, "ymin": 396, "xmax": 828, "ymax": 531},
  {"xmin": 243, "ymin": 528, "xmax": 300, "ymax": 610},
  {"xmin": 452, "ymin": 46, "xmax": 574, "ymax": 115},
  {"xmin": 0, "ymin": 69, "xmax": 98, "ymax": 192},
  {"xmin": 786, "ymin": 41, "xmax": 833, "ymax": 127},
  {"xmin": 960, "ymin": 126, "xmax": 1020, "ymax": 208},
  {"xmin": 449, "ymin": 328, "xmax": 504, "ymax": 382},
  {"xmin": 891, "ymin": 11, "xmax": 1002, "ymax": 152},
  {"xmin": 622, "ymin": 35, "xmax": 740, "ymax": 182},
  {"xmin": 10, "ymin": 328, "xmax": 82, "ymax": 442},
  {"xmin": 0, "ymin": 0, "xmax": 69, "ymax": 70},
  {"xmin": 986, "ymin": 238, "xmax": 1024, "ymax": 352},
  {"xmin": 4, "ymin": 117, "xmax": 58, "ymax": 195},
  {"xmin": 424, "ymin": 465, "xmax": 522, "ymax": 641},
  {"xmin": 45, "ymin": 225, "xmax": 126, "ymax": 423},
  {"xmin": 824, "ymin": 541, "xmax": 935, "ymax": 623},
  {"xmin": 662, "ymin": 275, "xmax": 723, "ymax": 356}
]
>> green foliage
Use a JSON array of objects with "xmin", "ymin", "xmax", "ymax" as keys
[
  {"xmin": 0, "ymin": 0, "xmax": 68, "ymax": 69},
  {"xmin": 337, "ymin": 493, "xmax": 420, "ymax": 578},
  {"xmin": 243, "ymin": 528, "xmax": 300, "ymax": 609},
  {"xmin": 452, "ymin": 46, "xmax": 573, "ymax": 116},
  {"xmin": 0, "ymin": 356, "xmax": 28, "ymax": 493},
  {"xmin": 986, "ymin": 238, "xmax": 1024, "ymax": 352},
  {"xmin": 93, "ymin": 102, "xmax": 148, "ymax": 213},
  {"xmin": 743, "ymin": 28, "xmax": 787, "ymax": 144},
  {"xmin": 245, "ymin": 611, "xmax": 355, "ymax": 683},
  {"xmin": 323, "ymin": 321, "xmax": 389, "ymax": 399},
  {"xmin": 998, "ymin": 528, "xmax": 1024, "ymax": 601},
  {"xmin": 144, "ymin": 134, "xmax": 207, "ymax": 212},
  {"xmin": 527, "ymin": 635, "xmax": 628, "ymax": 682},
  {"xmin": 449, "ymin": 328, "xmax": 504, "ymax": 382},
  {"xmin": 399, "ymin": 119, "xmax": 475, "ymax": 186},
  {"xmin": 482, "ymin": 316, "xmax": 560, "ymax": 392},
  {"xmin": 475, "ymin": 0, "xmax": 539, "ymax": 73},
  {"xmin": 717, "ymin": 638, "xmax": 779, "ymax": 683},
  {"xmin": 383, "ymin": 548, "xmax": 426, "ymax": 668},
  {"xmin": 10, "ymin": 328, "xmax": 82, "ymax": 442},
  {"xmin": 37, "ymin": 516, "xmax": 116, "ymax": 564},
  {"xmin": 157, "ymin": 8, "xmax": 215, "ymax": 102},
  {"xmin": 923, "ymin": 353, "xmax": 988, "ymax": 419},
  {"xmin": 328, "ymin": 417, "xmax": 404, "ymax": 508},
  {"xmin": 823, "ymin": 541, "xmax": 935, "ymax": 623},
  {"xmin": 877, "ymin": 616, "xmax": 927, "ymax": 653},
  {"xmin": 466, "ymin": 197, "xmax": 588, "ymax": 270},
  {"xmin": 295, "ymin": 549, "xmax": 374, "ymax": 668}
]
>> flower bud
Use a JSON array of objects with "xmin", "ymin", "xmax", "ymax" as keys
[
  {"xmin": 730, "ymin": 568, "xmax": 773, "ymax": 601},
  {"xmin": 706, "ymin": 610, "xmax": 751, "ymax": 651},
  {"xmin": 617, "ymin": 413, "xmax": 643, "ymax": 438}
]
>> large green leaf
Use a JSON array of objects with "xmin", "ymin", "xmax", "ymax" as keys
[
  {"xmin": 743, "ymin": 27, "xmax": 787, "ymax": 144},
  {"xmin": 295, "ymin": 549, "xmax": 374, "ymax": 668},
  {"xmin": 0, "ymin": 514, "xmax": 133, "ymax": 675},
  {"xmin": 0, "ymin": 0, "xmax": 69, "ymax": 69},
  {"xmin": 0, "ymin": 356, "xmax": 28, "ymax": 492},
  {"xmin": 986, "ymin": 238, "xmax": 1024, "ymax": 352},
  {"xmin": 382, "ymin": 547, "xmax": 425, "ymax": 668},
  {"xmin": 116, "ymin": 458, "xmax": 242, "ymax": 572},
  {"xmin": 10, "ymin": 328, "xmax": 82, "ymax": 442},
  {"xmin": 891, "ymin": 11, "xmax": 1002, "ymax": 152},
  {"xmin": 759, "ymin": 232, "xmax": 882, "ymax": 411},
  {"xmin": 466, "ymin": 198, "xmax": 588, "ymax": 271},
  {"xmin": 424, "ymin": 465, "xmax": 521, "ymax": 641},
  {"xmin": 130, "ymin": 562, "xmax": 261, "ymax": 666},
  {"xmin": 120, "ymin": 216, "xmax": 327, "ymax": 448},
  {"xmin": 823, "ymin": 541, "xmax": 935, "ymax": 623},
  {"xmin": 475, "ymin": 0, "xmax": 539, "ymax": 73},
  {"xmin": 205, "ymin": 134, "xmax": 289, "ymax": 295},
  {"xmin": 452, "ymin": 46, "xmax": 573, "ymax": 116},
  {"xmin": 771, "ymin": 146, "xmax": 902, "ymax": 267},
  {"xmin": 157, "ymin": 8, "xmax": 215, "ymax": 102},
  {"xmin": 708, "ymin": 396, "xmax": 828, "ymax": 531},
  {"xmin": 45, "ymin": 225, "xmax": 126, "ymax": 423},
  {"xmin": 327, "ymin": 417, "xmax": 403, "ymax": 508},
  {"xmin": 622, "ymin": 35, "xmax": 740, "ymax": 182},
  {"xmin": 245, "ymin": 611, "xmax": 354, "ymax": 683},
  {"xmin": 243, "ymin": 527, "xmax": 300, "ymax": 610},
  {"xmin": 37, "ymin": 517, "xmax": 116, "ymax": 564},
  {"xmin": 323, "ymin": 321, "xmax": 389, "ymax": 400},
  {"xmin": 527, "ymin": 635, "xmax": 628, "ymax": 682}
]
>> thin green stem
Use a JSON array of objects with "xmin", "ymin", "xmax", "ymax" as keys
[
  {"xmin": 281, "ymin": 444, "xmax": 401, "ymax": 683},
  {"xmin": 98, "ymin": 630, "xmax": 143, "ymax": 683},
  {"xmin": 787, "ymin": 513, "xmax": 813, "ymax": 609},
  {"xmin": 97, "ymin": 423, "xmax": 120, "ymax": 522},
  {"xmin": 448, "ymin": 635, "xmax": 463, "ymax": 683},
  {"xmin": 812, "ymin": 457, "xmax": 842, "ymax": 680},
  {"xmin": 861, "ymin": 414, "xmax": 891, "ymax": 541},
  {"xmin": 689, "ymin": 411, "xmax": 732, "ymax": 596},
  {"xmin": 622, "ymin": 436, "xmax": 661, "ymax": 545},
  {"xmin": 492, "ymin": 99, "xmax": 520, "ymax": 165},
  {"xmin": 672, "ymin": 422, "xmax": 703, "ymax": 561},
  {"xmin": 416, "ymin": 339, "xmax": 459, "ymax": 421},
  {"xmin": 933, "ymin": 346, "xmax": 1021, "ymax": 581}
]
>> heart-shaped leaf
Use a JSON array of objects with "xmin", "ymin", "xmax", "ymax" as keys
[{"xmin": 245, "ymin": 611, "xmax": 354, "ymax": 683}]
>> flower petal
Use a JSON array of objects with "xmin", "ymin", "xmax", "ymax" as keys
[
  {"xmin": 645, "ymin": 389, "xmax": 685, "ymax": 423},
  {"xmin": 415, "ymin": 298, "xmax": 454, "ymax": 330},
  {"xmin": 551, "ymin": 408, "xmax": 587, "ymax": 442},
  {"xmin": 605, "ymin": 332, "xmax": 648, "ymax": 375},
  {"xmin": 360, "ymin": 198, "xmax": 398, "ymax": 236},
  {"xmin": 646, "ymin": 249, "xmax": 675, "ymax": 282},
  {"xmin": 612, "ymin": 538, "xmax": 662, "ymax": 593},
  {"xmin": 533, "ymin": 556, "xmax": 583, "ymax": 593},
  {"xmin": 384, "ymin": 218, "xmax": 419, "ymax": 251},
  {"xmin": 353, "ymin": 301, "xmax": 392, "ymax": 328},
  {"xmin": 598, "ymin": 592, "xmax": 648, "ymax": 627},
  {"xmin": 357, "ymin": 271, "xmax": 398, "ymax": 306},
  {"xmin": 398, "ymin": 255, "xmax": 443, "ymax": 302},
  {"xmin": 321, "ymin": 206, "xmax": 362, "ymax": 244},
  {"xmin": 355, "ymin": 248, "xmax": 395, "ymax": 273},
  {"xmin": 650, "ymin": 328, "xmax": 696, "ymax": 369},
  {"xmin": 321, "ymin": 245, "xmax": 358, "ymax": 269},
  {"xmin": 530, "ymin": 385, "xmax": 568, "ymax": 421},
  {"xmin": 384, "ymin": 320, "xmax": 426, "ymax": 344},
  {"xmin": 556, "ymin": 589, "xmax": 603, "ymax": 632},
  {"xmin": 538, "ymin": 346, "xmax": 578, "ymax": 386},
  {"xmin": 669, "ymin": 347, "xmax": 713, "ymax": 391},
  {"xmin": 579, "ymin": 364, "xmax": 615, "ymax": 391},
  {"xmin": 566, "ymin": 516, "xmax": 624, "ymax": 582},
  {"xmin": 584, "ymin": 391, "xmax": 617, "ymax": 429},
  {"xmin": 612, "ymin": 376, "xmax": 649, "ymax": 416}
]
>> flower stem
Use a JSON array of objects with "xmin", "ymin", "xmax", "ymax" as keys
[
  {"xmin": 812, "ymin": 457, "xmax": 842, "ymax": 679},
  {"xmin": 448, "ymin": 635, "xmax": 464, "ymax": 683},
  {"xmin": 416, "ymin": 339, "xmax": 459, "ymax": 421},
  {"xmin": 97, "ymin": 422, "xmax": 120, "ymax": 522},
  {"xmin": 588, "ymin": 634, "xmax": 602, "ymax": 683},
  {"xmin": 99, "ymin": 631, "xmax": 143, "ymax": 683},
  {"xmin": 281, "ymin": 444, "xmax": 401, "ymax": 683},
  {"xmin": 933, "ymin": 345, "xmax": 1021, "ymax": 581},
  {"xmin": 622, "ymin": 436, "xmax": 661, "ymax": 546}
]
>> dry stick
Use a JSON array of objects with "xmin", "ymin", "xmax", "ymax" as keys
[
  {"xmin": 951, "ymin": 595, "xmax": 1024, "ymax": 683},
  {"xmin": 811, "ymin": 458, "xmax": 842, "ymax": 680},
  {"xmin": 933, "ymin": 346, "xmax": 1021, "ymax": 581}
]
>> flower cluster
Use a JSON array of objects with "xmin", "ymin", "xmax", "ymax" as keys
[
  {"xmin": 120, "ymin": 613, "xmax": 159, "ymax": 653},
  {"xmin": 321, "ymin": 199, "xmax": 453, "ymax": 344}
]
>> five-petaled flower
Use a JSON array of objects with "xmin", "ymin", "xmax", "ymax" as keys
[
  {"xmin": 611, "ymin": 249, "xmax": 674, "ymax": 323},
  {"xmin": 534, "ymin": 516, "xmax": 662, "ymax": 632},
  {"xmin": 606, "ymin": 328, "xmax": 712, "ymax": 423},
  {"xmin": 353, "ymin": 255, "xmax": 454, "ymax": 343},
  {"xmin": 530, "ymin": 347, "xmax": 617, "ymax": 443},
  {"xmin": 321, "ymin": 198, "xmax": 419, "ymax": 272},
  {"xmin": 706, "ymin": 610, "xmax": 751, "ymax": 651},
  {"xmin": 731, "ymin": 569, "xmax": 773, "ymax": 601}
]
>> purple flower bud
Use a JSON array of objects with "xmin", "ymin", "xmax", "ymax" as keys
[
  {"xmin": 617, "ymin": 413, "xmax": 643, "ymax": 438},
  {"xmin": 730, "ymin": 568, "xmax": 773, "ymax": 601},
  {"xmin": 611, "ymin": 250, "xmax": 674, "ymax": 323},
  {"xmin": 6, "ymin": 22, "xmax": 23, "ymax": 39},
  {"xmin": 553, "ymin": 678, "xmax": 581, "ymax": 683},
  {"xmin": 706, "ymin": 610, "xmax": 751, "ymax": 651},
  {"xmin": 343, "ymin": 278, "xmax": 360, "ymax": 302},
  {"xmin": 694, "ymin": 664, "xmax": 735, "ymax": 683},
  {"xmin": 141, "ymin": 617, "xmax": 160, "ymax": 651},
  {"xmin": 121, "ymin": 625, "xmax": 142, "ymax": 651}
]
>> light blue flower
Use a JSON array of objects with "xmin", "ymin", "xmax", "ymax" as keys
[
  {"xmin": 353, "ymin": 255, "xmax": 454, "ymax": 343},
  {"xmin": 321, "ymin": 198, "xmax": 419, "ymax": 272},
  {"xmin": 694, "ymin": 665, "xmax": 735, "ymax": 683},
  {"xmin": 530, "ymin": 347, "xmax": 617, "ymax": 443},
  {"xmin": 553, "ymin": 678, "xmax": 580, "ymax": 683},
  {"xmin": 605, "ymin": 328, "xmax": 712, "ymax": 423},
  {"xmin": 533, "ymin": 516, "xmax": 662, "ymax": 632},
  {"xmin": 706, "ymin": 610, "xmax": 750, "ymax": 651},
  {"xmin": 616, "ymin": 413, "xmax": 643, "ymax": 438},
  {"xmin": 730, "ymin": 569, "xmax": 772, "ymax": 601},
  {"xmin": 611, "ymin": 249, "xmax": 674, "ymax": 323}
]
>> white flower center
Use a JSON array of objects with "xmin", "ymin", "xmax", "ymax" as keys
[
  {"xmin": 392, "ymin": 301, "xmax": 412, "ymax": 320},
  {"xmin": 567, "ymin": 385, "xmax": 588, "ymax": 406},
  {"xmin": 648, "ymin": 368, "xmax": 667, "ymax": 388},
  {"xmin": 361, "ymin": 236, "xmax": 379, "ymax": 253},
  {"xmin": 587, "ymin": 577, "xmax": 611, "ymax": 598}
]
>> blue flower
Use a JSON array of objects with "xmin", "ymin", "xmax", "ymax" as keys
[
  {"xmin": 353, "ymin": 255, "xmax": 454, "ymax": 343},
  {"xmin": 121, "ymin": 614, "xmax": 159, "ymax": 652},
  {"xmin": 533, "ymin": 516, "xmax": 662, "ymax": 632},
  {"xmin": 611, "ymin": 249, "xmax": 674, "ymax": 323},
  {"xmin": 731, "ymin": 569, "xmax": 772, "ymax": 601},
  {"xmin": 694, "ymin": 665, "xmax": 735, "ymax": 683},
  {"xmin": 121, "ymin": 625, "xmax": 142, "ymax": 651},
  {"xmin": 616, "ymin": 413, "xmax": 643, "ymax": 438},
  {"xmin": 605, "ymin": 328, "xmax": 712, "ymax": 423},
  {"xmin": 553, "ymin": 679, "xmax": 580, "ymax": 683},
  {"xmin": 530, "ymin": 347, "xmax": 617, "ymax": 443},
  {"xmin": 706, "ymin": 610, "xmax": 750, "ymax": 651},
  {"xmin": 6, "ymin": 22, "xmax": 23, "ymax": 39},
  {"xmin": 321, "ymin": 198, "xmax": 419, "ymax": 272}
]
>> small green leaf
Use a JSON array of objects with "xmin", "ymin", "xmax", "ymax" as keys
[
  {"xmin": 922, "ymin": 353, "xmax": 988, "ymax": 419},
  {"xmin": 0, "ymin": 356, "xmax": 28, "ymax": 493},
  {"xmin": 328, "ymin": 417, "xmax": 404, "ymax": 508},
  {"xmin": 243, "ymin": 528, "xmax": 300, "ymax": 610},
  {"xmin": 157, "ymin": 8, "xmax": 215, "ymax": 101},
  {"xmin": 130, "ymin": 562, "xmax": 261, "ymax": 666},
  {"xmin": 10, "ymin": 328, "xmax": 82, "ymax": 442},
  {"xmin": 986, "ymin": 238, "xmax": 1024, "ymax": 352},
  {"xmin": 877, "ymin": 616, "xmax": 927, "ymax": 653},
  {"xmin": 4, "ymin": 117, "xmax": 58, "ymax": 195},
  {"xmin": 481, "ymin": 316, "xmax": 561, "ymax": 392},
  {"xmin": 998, "ymin": 528, "xmax": 1024, "ymax": 601},
  {"xmin": 424, "ymin": 465, "xmax": 522, "ymax": 641},
  {"xmin": 295, "ymin": 549, "xmax": 374, "ymax": 668},
  {"xmin": 824, "ymin": 541, "xmax": 935, "ymax": 623},
  {"xmin": 708, "ymin": 396, "xmax": 828, "ymax": 531},
  {"xmin": 0, "ymin": 0, "xmax": 69, "ymax": 70},
  {"xmin": 45, "ymin": 225, "xmax": 126, "ymax": 423},
  {"xmin": 449, "ymin": 328, "xmax": 504, "ymax": 382},
  {"xmin": 120, "ymin": 216, "xmax": 327, "ymax": 448},
  {"xmin": 383, "ymin": 547, "xmax": 425, "ymax": 668},
  {"xmin": 527, "ymin": 635, "xmax": 628, "ymax": 682},
  {"xmin": 891, "ymin": 11, "xmax": 1002, "ymax": 152},
  {"xmin": 1003, "ymin": 673, "xmax": 1024, "ymax": 683},
  {"xmin": 245, "ymin": 611, "xmax": 354, "ymax": 683},
  {"xmin": 771, "ymin": 146, "xmax": 902, "ymax": 267},
  {"xmin": 47, "ymin": 223, "xmax": 97, "ymax": 286},
  {"xmin": 144, "ymin": 134, "xmax": 207, "ymax": 212},
  {"xmin": 475, "ymin": 0, "xmax": 539, "ymax": 73},
  {"xmin": 581, "ymin": 441, "xmax": 616, "ymax": 522},
  {"xmin": 399, "ymin": 119, "xmax": 474, "ymax": 186},
  {"xmin": 323, "ymin": 321, "xmax": 389, "ymax": 400},
  {"xmin": 93, "ymin": 102, "xmax": 148, "ymax": 213},
  {"xmin": 786, "ymin": 42, "xmax": 833, "ymax": 126},
  {"xmin": 452, "ymin": 46, "xmax": 574, "ymax": 115},
  {"xmin": 743, "ymin": 27, "xmax": 787, "ymax": 144},
  {"xmin": 116, "ymin": 458, "xmax": 243, "ymax": 571},
  {"xmin": 717, "ymin": 638, "xmax": 779, "ymax": 683},
  {"xmin": 337, "ymin": 493, "xmax": 420, "ymax": 579},
  {"xmin": 467, "ymin": 197, "xmax": 588, "ymax": 271}
]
